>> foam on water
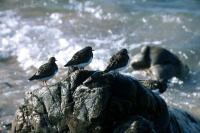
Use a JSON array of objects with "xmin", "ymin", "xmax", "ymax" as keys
[{"xmin": 0, "ymin": 10, "xmax": 130, "ymax": 71}]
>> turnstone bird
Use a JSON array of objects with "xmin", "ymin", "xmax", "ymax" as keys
[
  {"xmin": 64, "ymin": 46, "xmax": 94, "ymax": 69},
  {"xmin": 29, "ymin": 57, "xmax": 58, "ymax": 86},
  {"xmin": 104, "ymin": 48, "xmax": 129, "ymax": 73}
]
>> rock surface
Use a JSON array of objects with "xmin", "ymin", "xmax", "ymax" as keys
[
  {"xmin": 11, "ymin": 70, "xmax": 200, "ymax": 133},
  {"xmin": 131, "ymin": 46, "xmax": 189, "ymax": 82},
  {"xmin": 113, "ymin": 116, "xmax": 156, "ymax": 133}
]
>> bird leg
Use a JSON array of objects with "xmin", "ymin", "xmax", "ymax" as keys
[
  {"xmin": 44, "ymin": 81, "xmax": 56, "ymax": 103},
  {"xmin": 44, "ymin": 81, "xmax": 48, "ymax": 86},
  {"xmin": 42, "ymin": 81, "xmax": 45, "ymax": 87},
  {"xmin": 41, "ymin": 81, "xmax": 48, "ymax": 87}
]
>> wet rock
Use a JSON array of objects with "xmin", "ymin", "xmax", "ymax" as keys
[
  {"xmin": 65, "ymin": 66, "xmax": 79, "ymax": 77},
  {"xmin": 11, "ymin": 70, "xmax": 96, "ymax": 133},
  {"xmin": 84, "ymin": 71, "xmax": 167, "ymax": 94},
  {"xmin": 11, "ymin": 70, "xmax": 199, "ymax": 133},
  {"xmin": 131, "ymin": 46, "xmax": 189, "ymax": 82},
  {"xmin": 113, "ymin": 116, "xmax": 156, "ymax": 133},
  {"xmin": 167, "ymin": 108, "xmax": 200, "ymax": 133},
  {"xmin": 139, "ymin": 79, "xmax": 167, "ymax": 93},
  {"xmin": 84, "ymin": 72, "xmax": 170, "ymax": 132}
]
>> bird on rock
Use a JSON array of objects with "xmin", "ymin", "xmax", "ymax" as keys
[
  {"xmin": 29, "ymin": 57, "xmax": 58, "ymax": 86},
  {"xmin": 104, "ymin": 48, "xmax": 129, "ymax": 73},
  {"xmin": 64, "ymin": 46, "xmax": 94, "ymax": 69}
]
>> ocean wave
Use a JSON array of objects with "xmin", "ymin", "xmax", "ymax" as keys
[{"xmin": 0, "ymin": 1, "xmax": 199, "ymax": 72}]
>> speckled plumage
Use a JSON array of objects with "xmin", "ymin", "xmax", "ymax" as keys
[
  {"xmin": 104, "ymin": 49, "xmax": 129, "ymax": 73},
  {"xmin": 64, "ymin": 46, "xmax": 93, "ymax": 69},
  {"xmin": 29, "ymin": 57, "xmax": 58, "ymax": 84}
]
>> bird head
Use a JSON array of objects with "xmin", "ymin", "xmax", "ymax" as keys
[
  {"xmin": 85, "ymin": 46, "xmax": 94, "ymax": 52},
  {"xmin": 120, "ymin": 48, "xmax": 128, "ymax": 54},
  {"xmin": 49, "ymin": 57, "xmax": 57, "ymax": 63}
]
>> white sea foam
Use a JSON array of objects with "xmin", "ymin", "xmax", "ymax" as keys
[
  {"xmin": 0, "ymin": 9, "xmax": 129, "ymax": 72},
  {"xmin": 162, "ymin": 15, "xmax": 182, "ymax": 24}
]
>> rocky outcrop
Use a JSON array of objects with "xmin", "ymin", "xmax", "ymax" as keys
[
  {"xmin": 139, "ymin": 79, "xmax": 167, "ymax": 93},
  {"xmin": 83, "ymin": 71, "xmax": 170, "ymax": 132},
  {"xmin": 11, "ymin": 70, "xmax": 200, "ymax": 133},
  {"xmin": 113, "ymin": 116, "xmax": 156, "ymax": 133},
  {"xmin": 168, "ymin": 108, "xmax": 200, "ymax": 133},
  {"xmin": 131, "ymin": 46, "xmax": 189, "ymax": 82}
]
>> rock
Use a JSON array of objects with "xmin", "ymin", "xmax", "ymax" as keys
[
  {"xmin": 11, "ymin": 70, "xmax": 96, "ymax": 133},
  {"xmin": 84, "ymin": 71, "xmax": 167, "ymax": 94},
  {"xmin": 11, "ymin": 70, "xmax": 200, "ymax": 133},
  {"xmin": 65, "ymin": 66, "xmax": 79, "ymax": 77},
  {"xmin": 113, "ymin": 116, "xmax": 156, "ymax": 133},
  {"xmin": 131, "ymin": 46, "xmax": 189, "ymax": 82},
  {"xmin": 139, "ymin": 79, "xmax": 167, "ymax": 93},
  {"xmin": 167, "ymin": 108, "xmax": 200, "ymax": 133},
  {"xmin": 83, "ymin": 72, "xmax": 170, "ymax": 132}
]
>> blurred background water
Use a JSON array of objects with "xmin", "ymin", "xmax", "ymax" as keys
[{"xmin": 0, "ymin": 0, "xmax": 200, "ymax": 122}]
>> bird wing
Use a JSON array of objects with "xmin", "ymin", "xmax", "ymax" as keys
[
  {"xmin": 105, "ymin": 54, "xmax": 129, "ymax": 72},
  {"xmin": 66, "ymin": 49, "xmax": 92, "ymax": 66},
  {"xmin": 36, "ymin": 63, "xmax": 56, "ymax": 78},
  {"xmin": 106, "ymin": 55, "xmax": 122, "ymax": 70}
]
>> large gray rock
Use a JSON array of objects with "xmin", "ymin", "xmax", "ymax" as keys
[
  {"xmin": 131, "ymin": 46, "xmax": 189, "ymax": 82},
  {"xmin": 83, "ymin": 72, "xmax": 169, "ymax": 132},
  {"xmin": 11, "ymin": 69, "xmax": 94, "ymax": 133},
  {"xmin": 11, "ymin": 70, "xmax": 200, "ymax": 133}
]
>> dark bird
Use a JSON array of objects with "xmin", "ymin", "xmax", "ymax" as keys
[
  {"xmin": 104, "ymin": 48, "xmax": 129, "ymax": 73},
  {"xmin": 29, "ymin": 57, "xmax": 58, "ymax": 86},
  {"xmin": 64, "ymin": 46, "xmax": 94, "ymax": 69}
]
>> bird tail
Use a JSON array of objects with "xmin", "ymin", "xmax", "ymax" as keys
[
  {"xmin": 28, "ymin": 74, "xmax": 39, "ymax": 81},
  {"xmin": 103, "ymin": 69, "xmax": 110, "ymax": 74},
  {"xmin": 64, "ymin": 62, "xmax": 71, "ymax": 67},
  {"xmin": 64, "ymin": 64, "xmax": 69, "ymax": 67}
]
